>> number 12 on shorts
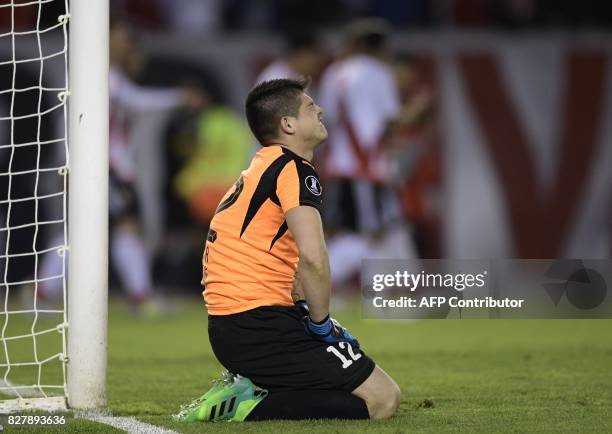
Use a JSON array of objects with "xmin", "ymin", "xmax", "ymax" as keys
[{"xmin": 327, "ymin": 342, "xmax": 362, "ymax": 369}]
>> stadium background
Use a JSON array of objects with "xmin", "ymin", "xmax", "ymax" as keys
[
  {"xmin": 1, "ymin": 1, "xmax": 611, "ymax": 286},
  {"xmin": 0, "ymin": 0, "xmax": 611, "ymax": 432}
]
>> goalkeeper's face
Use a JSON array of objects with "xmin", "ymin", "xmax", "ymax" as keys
[{"xmin": 294, "ymin": 93, "xmax": 328, "ymax": 148}]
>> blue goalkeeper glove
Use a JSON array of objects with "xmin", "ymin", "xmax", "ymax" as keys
[{"xmin": 302, "ymin": 315, "xmax": 360, "ymax": 349}]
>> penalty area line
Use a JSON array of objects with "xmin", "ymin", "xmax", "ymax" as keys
[
  {"xmin": 77, "ymin": 411, "xmax": 179, "ymax": 434},
  {"xmin": 0, "ymin": 381, "xmax": 179, "ymax": 433}
]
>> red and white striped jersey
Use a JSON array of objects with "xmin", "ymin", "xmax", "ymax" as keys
[{"xmin": 319, "ymin": 55, "xmax": 401, "ymax": 182}]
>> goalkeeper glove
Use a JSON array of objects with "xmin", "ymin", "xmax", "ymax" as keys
[{"xmin": 302, "ymin": 315, "xmax": 360, "ymax": 349}]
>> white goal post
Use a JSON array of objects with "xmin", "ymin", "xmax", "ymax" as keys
[
  {"xmin": 0, "ymin": 0, "xmax": 108, "ymax": 412},
  {"xmin": 66, "ymin": 0, "xmax": 109, "ymax": 409}
]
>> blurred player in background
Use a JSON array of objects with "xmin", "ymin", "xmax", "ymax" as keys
[
  {"xmin": 38, "ymin": 20, "xmax": 203, "ymax": 312},
  {"xmin": 319, "ymin": 19, "xmax": 429, "ymax": 287},
  {"xmin": 173, "ymin": 91, "xmax": 251, "ymax": 225},
  {"xmin": 176, "ymin": 79, "xmax": 400, "ymax": 422},
  {"xmin": 108, "ymin": 20, "xmax": 204, "ymax": 311},
  {"xmin": 254, "ymin": 30, "xmax": 324, "ymax": 89},
  {"xmin": 391, "ymin": 53, "xmax": 440, "ymax": 258}
]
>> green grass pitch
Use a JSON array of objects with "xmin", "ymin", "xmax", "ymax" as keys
[{"xmin": 3, "ymin": 301, "xmax": 612, "ymax": 432}]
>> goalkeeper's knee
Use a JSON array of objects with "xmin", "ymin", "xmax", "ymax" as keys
[{"xmin": 368, "ymin": 383, "xmax": 401, "ymax": 420}]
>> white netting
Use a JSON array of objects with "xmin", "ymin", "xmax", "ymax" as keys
[{"xmin": 0, "ymin": 0, "xmax": 69, "ymax": 408}]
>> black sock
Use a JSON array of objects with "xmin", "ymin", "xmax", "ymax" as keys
[{"xmin": 245, "ymin": 390, "xmax": 369, "ymax": 421}]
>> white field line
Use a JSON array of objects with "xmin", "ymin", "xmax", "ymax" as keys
[
  {"xmin": 0, "ymin": 381, "xmax": 178, "ymax": 433},
  {"xmin": 77, "ymin": 411, "xmax": 179, "ymax": 434}
]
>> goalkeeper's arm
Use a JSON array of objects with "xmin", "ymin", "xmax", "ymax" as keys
[
  {"xmin": 286, "ymin": 207, "xmax": 360, "ymax": 348},
  {"xmin": 286, "ymin": 206, "xmax": 330, "ymax": 323}
]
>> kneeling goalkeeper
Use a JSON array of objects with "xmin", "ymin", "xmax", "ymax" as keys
[{"xmin": 179, "ymin": 78, "xmax": 401, "ymax": 422}]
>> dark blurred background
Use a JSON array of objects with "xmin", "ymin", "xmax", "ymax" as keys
[{"xmin": 0, "ymin": 0, "xmax": 610, "ymax": 307}]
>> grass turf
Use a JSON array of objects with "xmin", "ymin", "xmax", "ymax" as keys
[
  {"xmin": 2, "ymin": 300, "xmax": 612, "ymax": 432},
  {"xmin": 110, "ymin": 301, "xmax": 612, "ymax": 433}
]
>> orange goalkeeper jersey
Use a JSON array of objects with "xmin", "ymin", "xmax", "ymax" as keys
[{"xmin": 203, "ymin": 145, "xmax": 323, "ymax": 315}]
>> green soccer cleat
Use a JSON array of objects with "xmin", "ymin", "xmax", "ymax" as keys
[
  {"xmin": 173, "ymin": 371, "xmax": 232, "ymax": 421},
  {"xmin": 174, "ymin": 372, "xmax": 267, "ymax": 422}
]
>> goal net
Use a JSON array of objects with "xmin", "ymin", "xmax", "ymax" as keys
[{"xmin": 0, "ymin": 0, "xmax": 70, "ymax": 412}]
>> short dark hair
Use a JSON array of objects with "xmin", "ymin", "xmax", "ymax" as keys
[{"xmin": 245, "ymin": 78, "xmax": 310, "ymax": 145}]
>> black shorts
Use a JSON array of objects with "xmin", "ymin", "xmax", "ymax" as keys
[
  {"xmin": 322, "ymin": 178, "xmax": 402, "ymax": 233},
  {"xmin": 208, "ymin": 306, "xmax": 375, "ymax": 393}
]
